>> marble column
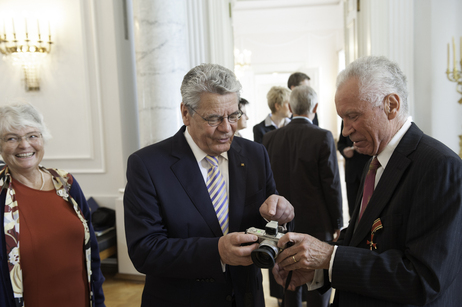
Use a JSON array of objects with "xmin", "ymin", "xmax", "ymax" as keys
[{"xmin": 132, "ymin": 0, "xmax": 189, "ymax": 147}]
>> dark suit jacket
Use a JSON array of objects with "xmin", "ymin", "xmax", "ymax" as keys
[
  {"xmin": 327, "ymin": 123, "xmax": 462, "ymax": 306},
  {"xmin": 263, "ymin": 118, "xmax": 343, "ymax": 240},
  {"xmin": 124, "ymin": 126, "xmax": 278, "ymax": 307},
  {"xmin": 253, "ymin": 119, "xmax": 276, "ymax": 144},
  {"xmin": 337, "ymin": 121, "xmax": 370, "ymax": 184}
]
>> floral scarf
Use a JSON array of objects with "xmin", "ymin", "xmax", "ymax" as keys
[{"xmin": 1, "ymin": 166, "xmax": 92, "ymax": 307}]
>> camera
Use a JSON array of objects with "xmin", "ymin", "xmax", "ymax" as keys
[{"xmin": 246, "ymin": 221, "xmax": 286, "ymax": 268}]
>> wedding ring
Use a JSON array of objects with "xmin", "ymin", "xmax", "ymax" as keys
[{"xmin": 292, "ymin": 256, "xmax": 297, "ymax": 263}]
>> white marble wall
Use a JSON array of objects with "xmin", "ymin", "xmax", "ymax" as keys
[{"xmin": 132, "ymin": 0, "xmax": 189, "ymax": 147}]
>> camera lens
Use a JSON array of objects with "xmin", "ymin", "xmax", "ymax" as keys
[{"xmin": 251, "ymin": 245, "xmax": 277, "ymax": 268}]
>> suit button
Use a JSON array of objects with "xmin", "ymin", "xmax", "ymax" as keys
[{"xmin": 226, "ymin": 295, "xmax": 233, "ymax": 302}]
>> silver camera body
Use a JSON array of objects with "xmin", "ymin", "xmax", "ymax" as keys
[{"xmin": 246, "ymin": 221, "xmax": 285, "ymax": 268}]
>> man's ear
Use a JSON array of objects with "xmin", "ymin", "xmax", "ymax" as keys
[
  {"xmin": 288, "ymin": 103, "xmax": 293, "ymax": 114},
  {"xmin": 312, "ymin": 103, "xmax": 318, "ymax": 114},
  {"xmin": 181, "ymin": 103, "xmax": 191, "ymax": 126},
  {"xmin": 385, "ymin": 94, "xmax": 400, "ymax": 120}
]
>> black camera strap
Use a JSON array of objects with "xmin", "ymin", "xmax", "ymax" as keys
[{"xmin": 280, "ymin": 270, "xmax": 293, "ymax": 307}]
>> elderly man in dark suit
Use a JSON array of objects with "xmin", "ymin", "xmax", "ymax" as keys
[
  {"xmin": 272, "ymin": 55, "xmax": 462, "ymax": 306},
  {"xmin": 124, "ymin": 63, "xmax": 294, "ymax": 307},
  {"xmin": 263, "ymin": 85, "xmax": 343, "ymax": 307}
]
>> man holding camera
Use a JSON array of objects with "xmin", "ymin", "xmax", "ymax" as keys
[
  {"xmin": 272, "ymin": 56, "xmax": 462, "ymax": 306},
  {"xmin": 124, "ymin": 63, "xmax": 294, "ymax": 307}
]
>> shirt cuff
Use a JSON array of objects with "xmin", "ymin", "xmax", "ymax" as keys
[
  {"xmin": 328, "ymin": 245, "xmax": 338, "ymax": 282},
  {"xmin": 307, "ymin": 269, "xmax": 324, "ymax": 290}
]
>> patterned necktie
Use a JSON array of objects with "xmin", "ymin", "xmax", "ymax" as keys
[
  {"xmin": 205, "ymin": 155, "xmax": 229, "ymax": 235},
  {"xmin": 359, "ymin": 157, "xmax": 381, "ymax": 221}
]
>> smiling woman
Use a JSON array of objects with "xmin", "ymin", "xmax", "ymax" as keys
[{"xmin": 0, "ymin": 103, "xmax": 106, "ymax": 307}]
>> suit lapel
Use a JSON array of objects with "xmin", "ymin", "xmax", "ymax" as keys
[
  {"xmin": 349, "ymin": 123, "xmax": 422, "ymax": 247},
  {"xmin": 228, "ymin": 140, "xmax": 246, "ymax": 233},
  {"xmin": 170, "ymin": 127, "xmax": 223, "ymax": 237},
  {"xmin": 343, "ymin": 165, "xmax": 368, "ymax": 244}
]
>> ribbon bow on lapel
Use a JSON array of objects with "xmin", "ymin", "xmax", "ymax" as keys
[{"xmin": 367, "ymin": 218, "xmax": 383, "ymax": 250}]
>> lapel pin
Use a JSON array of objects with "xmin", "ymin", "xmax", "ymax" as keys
[
  {"xmin": 241, "ymin": 163, "xmax": 245, "ymax": 167},
  {"xmin": 367, "ymin": 218, "xmax": 383, "ymax": 250}
]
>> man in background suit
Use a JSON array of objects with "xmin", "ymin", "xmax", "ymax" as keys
[
  {"xmin": 263, "ymin": 85, "xmax": 343, "ymax": 307},
  {"xmin": 124, "ymin": 63, "xmax": 294, "ymax": 307},
  {"xmin": 337, "ymin": 120, "xmax": 370, "ymax": 217},
  {"xmin": 272, "ymin": 56, "xmax": 462, "ymax": 306},
  {"xmin": 288, "ymin": 72, "xmax": 318, "ymax": 126}
]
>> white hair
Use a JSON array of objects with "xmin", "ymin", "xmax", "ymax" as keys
[
  {"xmin": 337, "ymin": 56, "xmax": 409, "ymax": 120},
  {"xmin": 180, "ymin": 63, "xmax": 241, "ymax": 110},
  {"xmin": 289, "ymin": 85, "xmax": 317, "ymax": 115},
  {"xmin": 0, "ymin": 103, "xmax": 52, "ymax": 151}
]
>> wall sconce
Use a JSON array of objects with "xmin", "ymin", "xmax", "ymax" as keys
[
  {"xmin": 446, "ymin": 36, "xmax": 462, "ymax": 158},
  {"xmin": 234, "ymin": 48, "xmax": 252, "ymax": 71},
  {"xmin": 0, "ymin": 18, "xmax": 52, "ymax": 91},
  {"xmin": 446, "ymin": 37, "xmax": 462, "ymax": 104}
]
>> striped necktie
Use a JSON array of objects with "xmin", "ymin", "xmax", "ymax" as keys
[
  {"xmin": 359, "ymin": 157, "xmax": 381, "ymax": 221},
  {"xmin": 205, "ymin": 155, "xmax": 229, "ymax": 235}
]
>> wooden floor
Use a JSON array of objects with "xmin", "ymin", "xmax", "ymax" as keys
[
  {"xmin": 102, "ymin": 274, "xmax": 144, "ymax": 307},
  {"xmin": 101, "ymin": 265, "xmax": 283, "ymax": 307}
]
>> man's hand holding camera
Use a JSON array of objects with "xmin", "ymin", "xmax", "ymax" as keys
[
  {"xmin": 218, "ymin": 233, "xmax": 259, "ymax": 266},
  {"xmin": 218, "ymin": 195, "xmax": 294, "ymax": 267},
  {"xmin": 259, "ymin": 195, "xmax": 294, "ymax": 225},
  {"xmin": 272, "ymin": 232, "xmax": 334, "ymax": 290}
]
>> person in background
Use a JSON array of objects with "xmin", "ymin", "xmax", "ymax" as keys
[
  {"xmin": 337, "ymin": 120, "xmax": 370, "ymax": 218},
  {"xmin": 234, "ymin": 98, "xmax": 249, "ymax": 137},
  {"xmin": 288, "ymin": 72, "xmax": 318, "ymax": 126},
  {"xmin": 0, "ymin": 103, "xmax": 105, "ymax": 307},
  {"xmin": 124, "ymin": 63, "xmax": 294, "ymax": 307},
  {"xmin": 273, "ymin": 56, "xmax": 462, "ymax": 307},
  {"xmin": 253, "ymin": 86, "xmax": 291, "ymax": 143},
  {"xmin": 263, "ymin": 85, "xmax": 343, "ymax": 307}
]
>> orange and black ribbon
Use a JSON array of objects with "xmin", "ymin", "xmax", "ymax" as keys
[{"xmin": 366, "ymin": 218, "xmax": 383, "ymax": 250}]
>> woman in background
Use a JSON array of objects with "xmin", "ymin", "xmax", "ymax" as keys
[
  {"xmin": 252, "ymin": 86, "xmax": 291, "ymax": 143},
  {"xmin": 235, "ymin": 97, "xmax": 250, "ymax": 137},
  {"xmin": 0, "ymin": 103, "xmax": 105, "ymax": 307}
]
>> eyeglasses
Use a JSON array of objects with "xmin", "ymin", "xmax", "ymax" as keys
[
  {"xmin": 0, "ymin": 132, "xmax": 43, "ymax": 146},
  {"xmin": 189, "ymin": 106, "xmax": 243, "ymax": 127}
]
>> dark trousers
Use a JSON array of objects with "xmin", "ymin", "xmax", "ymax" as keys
[{"xmin": 269, "ymin": 270, "xmax": 331, "ymax": 307}]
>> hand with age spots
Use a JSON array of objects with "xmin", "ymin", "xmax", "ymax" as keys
[
  {"xmin": 272, "ymin": 263, "xmax": 315, "ymax": 291},
  {"xmin": 271, "ymin": 232, "xmax": 334, "ymax": 288}
]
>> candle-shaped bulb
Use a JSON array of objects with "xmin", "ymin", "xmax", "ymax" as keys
[
  {"xmin": 448, "ymin": 43, "xmax": 450, "ymax": 72},
  {"xmin": 453, "ymin": 37, "xmax": 456, "ymax": 71}
]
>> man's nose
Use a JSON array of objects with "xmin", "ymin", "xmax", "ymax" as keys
[
  {"xmin": 342, "ymin": 123, "xmax": 353, "ymax": 137},
  {"xmin": 217, "ymin": 118, "xmax": 232, "ymax": 132}
]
